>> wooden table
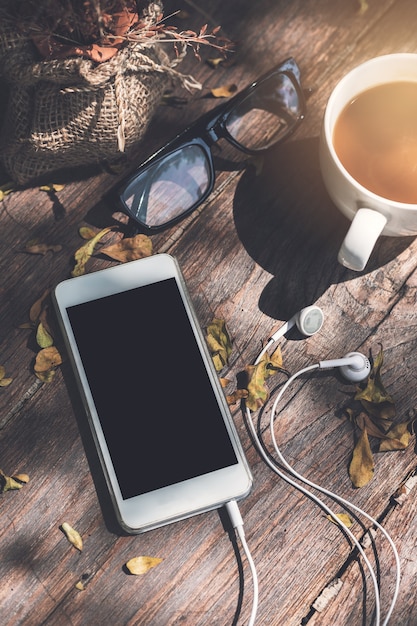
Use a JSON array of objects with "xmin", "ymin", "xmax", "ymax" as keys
[{"xmin": 1, "ymin": 1, "xmax": 417, "ymax": 624}]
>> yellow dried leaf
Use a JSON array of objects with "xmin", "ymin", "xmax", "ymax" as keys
[
  {"xmin": 327, "ymin": 513, "xmax": 354, "ymax": 528},
  {"xmin": 72, "ymin": 227, "xmax": 112, "ymax": 277},
  {"xmin": 379, "ymin": 422, "xmax": 413, "ymax": 451},
  {"xmin": 206, "ymin": 318, "xmax": 232, "ymax": 372},
  {"xmin": 0, "ymin": 365, "xmax": 12, "ymax": 387},
  {"xmin": 75, "ymin": 581, "xmax": 85, "ymax": 591},
  {"xmin": 126, "ymin": 556, "xmax": 162, "ymax": 575},
  {"xmin": 0, "ymin": 469, "xmax": 26, "ymax": 493},
  {"xmin": 0, "ymin": 181, "xmax": 14, "ymax": 200},
  {"xmin": 79, "ymin": 226, "xmax": 99, "ymax": 240},
  {"xmin": 36, "ymin": 322, "xmax": 54, "ymax": 348},
  {"xmin": 211, "ymin": 83, "xmax": 238, "ymax": 98},
  {"xmin": 349, "ymin": 427, "xmax": 374, "ymax": 488},
  {"xmin": 358, "ymin": 0, "xmax": 368, "ymax": 14},
  {"xmin": 99, "ymin": 234, "xmax": 153, "ymax": 263},
  {"xmin": 39, "ymin": 183, "xmax": 65, "ymax": 192},
  {"xmin": 207, "ymin": 57, "xmax": 225, "ymax": 69},
  {"xmin": 355, "ymin": 347, "xmax": 395, "ymax": 421},
  {"xmin": 245, "ymin": 349, "xmax": 286, "ymax": 411},
  {"xmin": 60, "ymin": 522, "xmax": 83, "ymax": 551}
]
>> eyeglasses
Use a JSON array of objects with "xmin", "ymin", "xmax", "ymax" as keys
[{"xmin": 118, "ymin": 57, "xmax": 306, "ymax": 232}]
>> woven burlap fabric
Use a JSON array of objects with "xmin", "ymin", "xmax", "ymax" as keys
[{"xmin": 0, "ymin": 13, "xmax": 195, "ymax": 185}]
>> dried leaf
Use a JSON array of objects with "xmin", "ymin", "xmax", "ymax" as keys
[
  {"xmin": 226, "ymin": 388, "xmax": 248, "ymax": 406},
  {"xmin": 327, "ymin": 513, "xmax": 353, "ymax": 528},
  {"xmin": 23, "ymin": 240, "xmax": 62, "ymax": 255},
  {"xmin": 72, "ymin": 227, "xmax": 112, "ymax": 277},
  {"xmin": 245, "ymin": 347, "xmax": 285, "ymax": 411},
  {"xmin": 349, "ymin": 426, "xmax": 375, "ymax": 488},
  {"xmin": 75, "ymin": 581, "xmax": 85, "ymax": 591},
  {"xmin": 355, "ymin": 347, "xmax": 395, "ymax": 422},
  {"xmin": 39, "ymin": 183, "xmax": 65, "ymax": 192},
  {"xmin": 0, "ymin": 365, "xmax": 12, "ymax": 387},
  {"xmin": 379, "ymin": 422, "xmax": 413, "ymax": 451},
  {"xmin": 207, "ymin": 57, "xmax": 225, "ymax": 69},
  {"xmin": 36, "ymin": 322, "xmax": 54, "ymax": 349},
  {"xmin": 0, "ymin": 181, "xmax": 14, "ymax": 201},
  {"xmin": 210, "ymin": 83, "xmax": 237, "ymax": 98},
  {"xmin": 0, "ymin": 469, "xmax": 27, "ymax": 493},
  {"xmin": 126, "ymin": 556, "xmax": 162, "ymax": 575},
  {"xmin": 13, "ymin": 473, "xmax": 29, "ymax": 484},
  {"xmin": 357, "ymin": 0, "xmax": 368, "ymax": 14},
  {"xmin": 60, "ymin": 522, "xmax": 83, "ymax": 551},
  {"xmin": 29, "ymin": 289, "xmax": 50, "ymax": 325},
  {"xmin": 34, "ymin": 346, "xmax": 62, "ymax": 381},
  {"xmin": 79, "ymin": 226, "xmax": 99, "ymax": 240},
  {"xmin": 206, "ymin": 319, "xmax": 232, "ymax": 372},
  {"xmin": 99, "ymin": 234, "xmax": 153, "ymax": 263}
]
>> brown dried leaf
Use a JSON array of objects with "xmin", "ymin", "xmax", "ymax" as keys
[
  {"xmin": 210, "ymin": 83, "xmax": 237, "ymax": 98},
  {"xmin": 13, "ymin": 474, "xmax": 29, "ymax": 484},
  {"xmin": 126, "ymin": 556, "xmax": 162, "ymax": 575},
  {"xmin": 349, "ymin": 426, "xmax": 374, "ymax": 488},
  {"xmin": 60, "ymin": 522, "xmax": 83, "ymax": 551},
  {"xmin": 72, "ymin": 227, "xmax": 112, "ymax": 277},
  {"xmin": 29, "ymin": 289, "xmax": 50, "ymax": 324},
  {"xmin": 34, "ymin": 346, "xmax": 62, "ymax": 382},
  {"xmin": 226, "ymin": 388, "xmax": 248, "ymax": 405},
  {"xmin": 99, "ymin": 234, "xmax": 153, "ymax": 263},
  {"xmin": 23, "ymin": 241, "xmax": 62, "ymax": 255}
]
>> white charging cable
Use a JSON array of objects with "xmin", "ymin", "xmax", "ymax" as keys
[
  {"xmin": 245, "ymin": 344, "xmax": 401, "ymax": 625},
  {"xmin": 225, "ymin": 499, "xmax": 259, "ymax": 626}
]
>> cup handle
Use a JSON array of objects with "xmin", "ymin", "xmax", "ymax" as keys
[{"xmin": 338, "ymin": 208, "xmax": 388, "ymax": 271}]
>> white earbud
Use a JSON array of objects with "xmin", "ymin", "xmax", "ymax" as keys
[
  {"xmin": 319, "ymin": 351, "xmax": 371, "ymax": 382},
  {"xmin": 269, "ymin": 305, "xmax": 324, "ymax": 342}
]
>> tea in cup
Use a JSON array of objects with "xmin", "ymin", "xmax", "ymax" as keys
[{"xmin": 320, "ymin": 53, "xmax": 417, "ymax": 271}]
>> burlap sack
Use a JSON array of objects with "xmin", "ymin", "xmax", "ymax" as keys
[{"xmin": 0, "ymin": 12, "xmax": 199, "ymax": 185}]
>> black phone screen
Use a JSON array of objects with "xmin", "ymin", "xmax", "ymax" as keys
[{"xmin": 67, "ymin": 277, "xmax": 238, "ymax": 500}]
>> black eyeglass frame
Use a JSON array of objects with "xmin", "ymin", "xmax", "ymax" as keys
[{"xmin": 118, "ymin": 57, "xmax": 306, "ymax": 233}]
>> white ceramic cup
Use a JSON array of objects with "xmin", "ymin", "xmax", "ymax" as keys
[{"xmin": 319, "ymin": 53, "xmax": 417, "ymax": 271}]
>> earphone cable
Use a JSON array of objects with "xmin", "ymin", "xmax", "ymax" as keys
[
  {"xmin": 225, "ymin": 500, "xmax": 259, "ymax": 626},
  {"xmin": 267, "ymin": 367, "xmax": 400, "ymax": 626},
  {"xmin": 245, "ymin": 392, "xmax": 382, "ymax": 626}
]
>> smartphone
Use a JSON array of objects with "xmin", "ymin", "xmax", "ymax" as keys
[{"xmin": 53, "ymin": 253, "xmax": 252, "ymax": 533}]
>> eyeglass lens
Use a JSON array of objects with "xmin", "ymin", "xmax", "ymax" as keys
[
  {"xmin": 121, "ymin": 68, "xmax": 302, "ymax": 230},
  {"xmin": 122, "ymin": 144, "xmax": 211, "ymax": 228},
  {"xmin": 226, "ymin": 72, "xmax": 303, "ymax": 151}
]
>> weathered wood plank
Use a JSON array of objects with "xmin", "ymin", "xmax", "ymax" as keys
[{"xmin": 1, "ymin": 0, "xmax": 417, "ymax": 625}]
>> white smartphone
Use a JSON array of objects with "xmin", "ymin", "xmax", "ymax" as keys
[{"xmin": 53, "ymin": 253, "xmax": 252, "ymax": 533}]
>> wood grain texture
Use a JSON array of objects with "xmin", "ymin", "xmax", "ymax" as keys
[{"xmin": 1, "ymin": 0, "xmax": 417, "ymax": 624}]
